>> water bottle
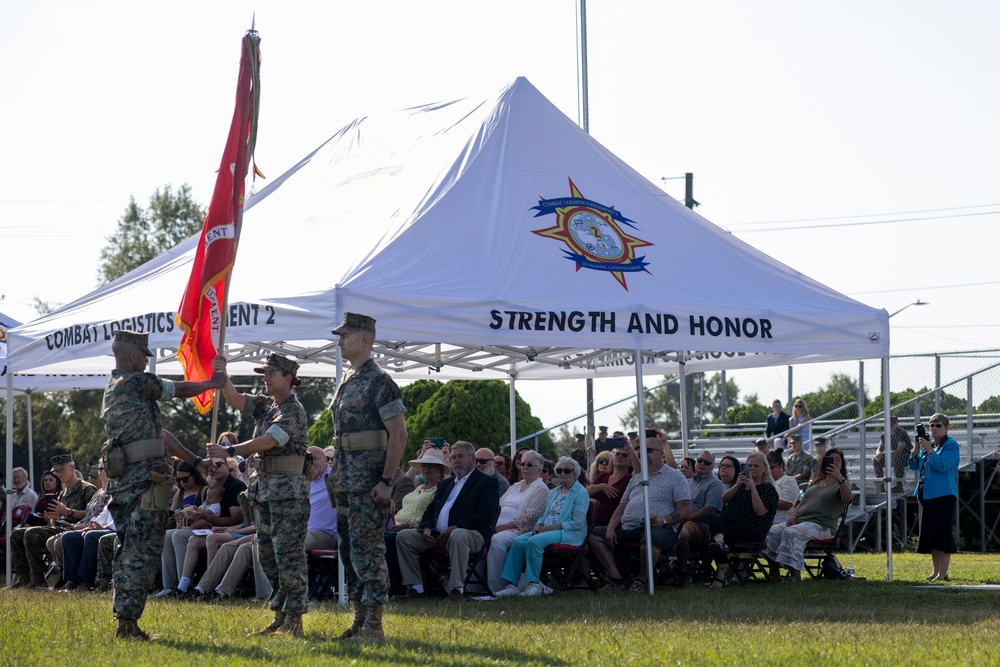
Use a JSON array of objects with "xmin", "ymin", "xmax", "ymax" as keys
[{"xmin": 847, "ymin": 563, "xmax": 855, "ymax": 578}]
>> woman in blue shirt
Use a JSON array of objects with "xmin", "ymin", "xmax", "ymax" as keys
[{"xmin": 908, "ymin": 413, "xmax": 960, "ymax": 581}]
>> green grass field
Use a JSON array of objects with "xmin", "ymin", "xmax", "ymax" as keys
[{"xmin": 1, "ymin": 553, "xmax": 998, "ymax": 666}]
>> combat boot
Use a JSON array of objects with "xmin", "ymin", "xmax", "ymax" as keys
[
  {"xmin": 336, "ymin": 601, "xmax": 368, "ymax": 640},
  {"xmin": 277, "ymin": 613, "xmax": 304, "ymax": 636},
  {"xmin": 352, "ymin": 604, "xmax": 385, "ymax": 642},
  {"xmin": 115, "ymin": 619, "xmax": 151, "ymax": 641},
  {"xmin": 254, "ymin": 610, "xmax": 286, "ymax": 636}
]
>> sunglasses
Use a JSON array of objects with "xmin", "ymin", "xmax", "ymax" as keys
[
  {"xmin": 598, "ymin": 459, "xmax": 612, "ymax": 464},
  {"xmin": 176, "ymin": 475, "xmax": 192, "ymax": 485},
  {"xmin": 555, "ymin": 468, "xmax": 574, "ymax": 474},
  {"xmin": 494, "ymin": 460, "xmax": 506, "ymax": 466},
  {"xmin": 211, "ymin": 461, "xmax": 227, "ymax": 468},
  {"xmin": 696, "ymin": 458, "xmax": 713, "ymax": 465},
  {"xmin": 719, "ymin": 463, "xmax": 735, "ymax": 469},
  {"xmin": 613, "ymin": 452, "xmax": 628, "ymax": 458},
  {"xmin": 476, "ymin": 458, "xmax": 493, "ymax": 465},
  {"xmin": 326, "ymin": 456, "xmax": 335, "ymax": 462},
  {"xmin": 520, "ymin": 462, "xmax": 537, "ymax": 468},
  {"xmin": 929, "ymin": 422, "xmax": 944, "ymax": 428}
]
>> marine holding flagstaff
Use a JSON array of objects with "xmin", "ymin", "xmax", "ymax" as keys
[
  {"xmin": 210, "ymin": 352, "xmax": 310, "ymax": 636},
  {"xmin": 327, "ymin": 312, "xmax": 407, "ymax": 642},
  {"xmin": 101, "ymin": 330, "xmax": 226, "ymax": 640}
]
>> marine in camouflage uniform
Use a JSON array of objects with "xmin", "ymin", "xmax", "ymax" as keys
[
  {"xmin": 9, "ymin": 454, "xmax": 97, "ymax": 588},
  {"xmin": 210, "ymin": 352, "xmax": 309, "ymax": 636},
  {"xmin": 101, "ymin": 330, "xmax": 224, "ymax": 640},
  {"xmin": 328, "ymin": 312, "xmax": 407, "ymax": 642}
]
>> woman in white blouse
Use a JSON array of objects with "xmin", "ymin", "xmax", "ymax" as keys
[{"xmin": 486, "ymin": 449, "xmax": 550, "ymax": 593}]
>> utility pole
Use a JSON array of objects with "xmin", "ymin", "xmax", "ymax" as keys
[{"xmin": 661, "ymin": 173, "xmax": 699, "ymax": 210}]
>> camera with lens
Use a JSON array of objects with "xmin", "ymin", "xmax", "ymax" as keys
[{"xmin": 915, "ymin": 423, "xmax": 929, "ymax": 442}]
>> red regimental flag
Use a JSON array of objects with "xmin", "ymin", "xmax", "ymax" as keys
[{"xmin": 176, "ymin": 33, "xmax": 261, "ymax": 413}]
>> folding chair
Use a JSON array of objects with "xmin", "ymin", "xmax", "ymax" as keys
[
  {"xmin": 618, "ymin": 522, "xmax": 683, "ymax": 587},
  {"xmin": 420, "ymin": 511, "xmax": 499, "ymax": 597},
  {"xmin": 307, "ymin": 549, "xmax": 347, "ymax": 602},
  {"xmin": 802, "ymin": 504, "xmax": 851, "ymax": 579},
  {"xmin": 725, "ymin": 508, "xmax": 777, "ymax": 586},
  {"xmin": 540, "ymin": 499, "xmax": 600, "ymax": 591}
]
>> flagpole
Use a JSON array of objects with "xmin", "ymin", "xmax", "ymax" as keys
[{"xmin": 209, "ymin": 27, "xmax": 261, "ymax": 444}]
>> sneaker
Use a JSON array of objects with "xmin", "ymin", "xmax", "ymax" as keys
[
  {"xmin": 493, "ymin": 584, "xmax": 520, "ymax": 598},
  {"xmin": 520, "ymin": 582, "xmax": 553, "ymax": 597},
  {"xmin": 150, "ymin": 588, "xmax": 174, "ymax": 599}
]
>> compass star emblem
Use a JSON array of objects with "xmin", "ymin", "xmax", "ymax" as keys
[{"xmin": 531, "ymin": 179, "xmax": 652, "ymax": 290}]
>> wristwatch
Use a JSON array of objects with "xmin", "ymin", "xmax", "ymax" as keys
[
  {"xmin": 226, "ymin": 445, "xmax": 236, "ymax": 457},
  {"xmin": 380, "ymin": 476, "xmax": 394, "ymax": 487}
]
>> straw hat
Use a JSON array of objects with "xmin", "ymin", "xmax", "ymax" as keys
[{"xmin": 408, "ymin": 448, "xmax": 451, "ymax": 469}]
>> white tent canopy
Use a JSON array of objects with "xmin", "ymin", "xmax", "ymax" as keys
[
  {"xmin": 6, "ymin": 77, "xmax": 888, "ymax": 380},
  {"xmin": 2, "ymin": 311, "xmax": 107, "ymax": 397}
]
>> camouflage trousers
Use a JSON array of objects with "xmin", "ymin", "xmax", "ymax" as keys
[
  {"xmin": 257, "ymin": 497, "xmax": 310, "ymax": 615},
  {"xmin": 10, "ymin": 525, "xmax": 64, "ymax": 580},
  {"xmin": 97, "ymin": 532, "xmax": 119, "ymax": 583},
  {"xmin": 108, "ymin": 499, "xmax": 167, "ymax": 620}
]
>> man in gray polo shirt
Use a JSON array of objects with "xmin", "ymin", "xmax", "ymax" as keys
[
  {"xmin": 674, "ymin": 451, "xmax": 724, "ymax": 584},
  {"xmin": 589, "ymin": 440, "xmax": 691, "ymax": 591}
]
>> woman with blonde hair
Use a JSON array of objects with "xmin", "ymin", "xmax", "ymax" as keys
[
  {"xmin": 789, "ymin": 399, "xmax": 812, "ymax": 448},
  {"xmin": 589, "ymin": 451, "xmax": 614, "ymax": 480},
  {"xmin": 707, "ymin": 451, "xmax": 779, "ymax": 587}
]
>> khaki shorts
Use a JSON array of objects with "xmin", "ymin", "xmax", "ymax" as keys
[{"xmin": 682, "ymin": 521, "xmax": 709, "ymax": 543}]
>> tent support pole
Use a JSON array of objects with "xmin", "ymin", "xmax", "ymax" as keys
[
  {"xmin": 678, "ymin": 360, "xmax": 689, "ymax": 459},
  {"xmin": 509, "ymin": 368, "xmax": 518, "ymax": 452},
  {"xmin": 634, "ymin": 350, "xmax": 654, "ymax": 595},
  {"xmin": 883, "ymin": 355, "xmax": 893, "ymax": 581},
  {"xmin": 26, "ymin": 390, "xmax": 34, "ymax": 488},
  {"xmin": 6, "ymin": 365, "xmax": 14, "ymax": 587}
]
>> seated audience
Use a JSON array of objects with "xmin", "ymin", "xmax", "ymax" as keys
[
  {"xmin": 395, "ymin": 441, "xmax": 500, "ymax": 598},
  {"xmin": 8, "ymin": 466, "xmax": 39, "ymax": 511},
  {"xmin": 679, "ymin": 457, "xmax": 696, "ymax": 479},
  {"xmin": 55, "ymin": 462, "xmax": 115, "ymax": 591},
  {"xmin": 153, "ymin": 456, "xmax": 245, "ymax": 598},
  {"xmin": 494, "ymin": 457, "xmax": 590, "ymax": 597},
  {"xmin": 588, "ymin": 444, "xmax": 637, "ymax": 528},
  {"xmin": 485, "ymin": 450, "xmax": 550, "ymax": 593},
  {"xmin": 385, "ymin": 448, "xmax": 448, "ymax": 594},
  {"xmin": 589, "ymin": 451, "xmax": 614, "ymax": 482},
  {"xmin": 508, "ymin": 447, "xmax": 532, "ymax": 484},
  {"xmin": 10, "ymin": 455, "xmax": 96, "ymax": 589},
  {"xmin": 493, "ymin": 453, "xmax": 512, "ymax": 483},
  {"xmin": 675, "ymin": 451, "xmax": 724, "ymax": 583},
  {"xmin": 589, "ymin": 439, "xmax": 691, "ymax": 591},
  {"xmin": 707, "ymin": 452, "xmax": 779, "ymax": 587},
  {"xmin": 476, "ymin": 447, "xmax": 510, "ymax": 495},
  {"xmin": 763, "ymin": 447, "xmax": 852, "ymax": 581},
  {"xmin": 767, "ymin": 449, "xmax": 799, "ymax": 524},
  {"xmin": 195, "ymin": 534, "xmax": 270, "ymax": 601},
  {"xmin": 717, "ymin": 456, "xmax": 740, "ymax": 490},
  {"xmin": 784, "ymin": 434, "xmax": 814, "ymax": 489},
  {"xmin": 541, "ymin": 459, "xmax": 556, "ymax": 489}
]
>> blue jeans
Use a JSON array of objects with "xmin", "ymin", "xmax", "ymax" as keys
[{"xmin": 61, "ymin": 529, "xmax": 113, "ymax": 584}]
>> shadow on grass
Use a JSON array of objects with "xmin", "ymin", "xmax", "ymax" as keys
[{"xmin": 162, "ymin": 634, "xmax": 567, "ymax": 665}]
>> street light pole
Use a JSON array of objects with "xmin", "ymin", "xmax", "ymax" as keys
[{"xmin": 888, "ymin": 299, "xmax": 929, "ymax": 319}]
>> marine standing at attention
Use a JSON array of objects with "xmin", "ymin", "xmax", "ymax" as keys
[
  {"xmin": 210, "ymin": 353, "xmax": 311, "ymax": 636},
  {"xmin": 102, "ymin": 330, "xmax": 225, "ymax": 640},
  {"xmin": 328, "ymin": 313, "xmax": 407, "ymax": 642}
]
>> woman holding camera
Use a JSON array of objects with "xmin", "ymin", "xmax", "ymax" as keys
[
  {"xmin": 762, "ymin": 447, "xmax": 852, "ymax": 581},
  {"xmin": 707, "ymin": 452, "xmax": 779, "ymax": 587},
  {"xmin": 908, "ymin": 413, "xmax": 960, "ymax": 581}
]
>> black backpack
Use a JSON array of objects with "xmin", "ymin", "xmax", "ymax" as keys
[{"xmin": 821, "ymin": 555, "xmax": 850, "ymax": 580}]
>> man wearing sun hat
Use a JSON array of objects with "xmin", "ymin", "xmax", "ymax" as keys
[
  {"xmin": 210, "ymin": 351, "xmax": 310, "ymax": 636},
  {"xmin": 327, "ymin": 312, "xmax": 407, "ymax": 642},
  {"xmin": 102, "ymin": 329, "xmax": 226, "ymax": 640}
]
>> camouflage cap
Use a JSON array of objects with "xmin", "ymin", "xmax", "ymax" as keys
[
  {"xmin": 331, "ymin": 312, "xmax": 376, "ymax": 335},
  {"xmin": 50, "ymin": 454, "xmax": 74, "ymax": 471},
  {"xmin": 88, "ymin": 464, "xmax": 101, "ymax": 478},
  {"xmin": 253, "ymin": 353, "xmax": 302, "ymax": 386},
  {"xmin": 113, "ymin": 330, "xmax": 153, "ymax": 356}
]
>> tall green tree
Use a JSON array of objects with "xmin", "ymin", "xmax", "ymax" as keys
[{"xmin": 97, "ymin": 184, "xmax": 205, "ymax": 285}]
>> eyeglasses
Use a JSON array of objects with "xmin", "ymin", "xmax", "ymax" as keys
[
  {"xmin": 520, "ymin": 462, "xmax": 536, "ymax": 468},
  {"xmin": 555, "ymin": 468, "xmax": 574, "ymax": 474},
  {"xmin": 211, "ymin": 461, "xmax": 227, "ymax": 468},
  {"xmin": 719, "ymin": 463, "xmax": 735, "ymax": 469},
  {"xmin": 929, "ymin": 422, "xmax": 944, "ymax": 428},
  {"xmin": 476, "ymin": 458, "xmax": 493, "ymax": 465},
  {"xmin": 696, "ymin": 458, "xmax": 713, "ymax": 465},
  {"xmin": 794, "ymin": 403, "xmax": 804, "ymax": 408}
]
